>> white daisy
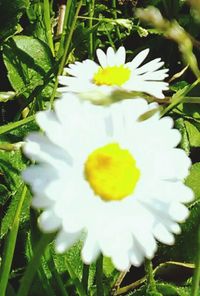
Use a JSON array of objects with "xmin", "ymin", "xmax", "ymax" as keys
[
  {"xmin": 58, "ymin": 47, "xmax": 169, "ymax": 99},
  {"xmin": 23, "ymin": 94, "xmax": 193, "ymax": 271}
]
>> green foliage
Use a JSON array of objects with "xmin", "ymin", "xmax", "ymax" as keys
[
  {"xmin": 0, "ymin": 148, "xmax": 30, "ymax": 238},
  {"xmin": 3, "ymin": 36, "xmax": 54, "ymax": 101},
  {"xmin": 185, "ymin": 163, "xmax": 200, "ymax": 200},
  {"xmin": 185, "ymin": 121, "xmax": 200, "ymax": 147}
]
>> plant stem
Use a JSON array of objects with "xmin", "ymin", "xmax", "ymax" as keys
[
  {"xmin": 0, "ymin": 115, "xmax": 35, "ymax": 136},
  {"xmin": 88, "ymin": 0, "xmax": 95, "ymax": 59},
  {"xmin": 17, "ymin": 233, "xmax": 55, "ymax": 296},
  {"xmin": 56, "ymin": 2, "xmax": 66, "ymax": 36},
  {"xmin": 104, "ymin": 23, "xmax": 116, "ymax": 49},
  {"xmin": 144, "ymin": 259, "xmax": 157, "ymax": 293},
  {"xmin": 43, "ymin": 0, "xmax": 55, "ymax": 55},
  {"xmin": 112, "ymin": 0, "xmax": 122, "ymax": 43},
  {"xmin": 50, "ymin": 0, "xmax": 82, "ymax": 107},
  {"xmin": 0, "ymin": 186, "xmax": 27, "ymax": 296},
  {"xmin": 161, "ymin": 77, "xmax": 200, "ymax": 116},
  {"xmin": 191, "ymin": 226, "xmax": 200, "ymax": 296},
  {"xmin": 56, "ymin": 0, "xmax": 73, "ymax": 60},
  {"xmin": 96, "ymin": 255, "xmax": 104, "ymax": 296},
  {"xmin": 82, "ymin": 264, "xmax": 89, "ymax": 294}
]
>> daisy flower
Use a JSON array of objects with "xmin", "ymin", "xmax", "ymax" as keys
[
  {"xmin": 58, "ymin": 47, "xmax": 169, "ymax": 100},
  {"xmin": 23, "ymin": 94, "xmax": 193, "ymax": 271}
]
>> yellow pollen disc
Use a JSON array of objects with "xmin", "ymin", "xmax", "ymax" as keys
[
  {"xmin": 93, "ymin": 65, "xmax": 131, "ymax": 86},
  {"xmin": 84, "ymin": 143, "xmax": 140, "ymax": 201}
]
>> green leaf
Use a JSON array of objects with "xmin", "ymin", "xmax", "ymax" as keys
[
  {"xmin": 0, "ymin": 149, "xmax": 25, "ymax": 191},
  {"xmin": 0, "ymin": 184, "xmax": 10, "ymax": 206},
  {"xmin": 0, "ymin": 0, "xmax": 29, "ymax": 43},
  {"xmin": 0, "ymin": 184, "xmax": 31, "ymax": 238},
  {"xmin": 170, "ymin": 81, "xmax": 189, "ymax": 92},
  {"xmin": 3, "ymin": 36, "xmax": 54, "ymax": 99},
  {"xmin": 52, "ymin": 241, "xmax": 83, "ymax": 281},
  {"xmin": 185, "ymin": 121, "xmax": 200, "ymax": 147},
  {"xmin": 0, "ymin": 148, "xmax": 30, "ymax": 238},
  {"xmin": 175, "ymin": 118, "xmax": 190, "ymax": 154},
  {"xmin": 185, "ymin": 163, "xmax": 200, "ymax": 200}
]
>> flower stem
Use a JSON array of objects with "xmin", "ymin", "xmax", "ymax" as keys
[
  {"xmin": 161, "ymin": 77, "xmax": 200, "ymax": 116},
  {"xmin": 191, "ymin": 226, "xmax": 200, "ymax": 296},
  {"xmin": 16, "ymin": 233, "xmax": 55, "ymax": 296},
  {"xmin": 43, "ymin": 0, "xmax": 55, "ymax": 56},
  {"xmin": 112, "ymin": 0, "xmax": 122, "ymax": 43},
  {"xmin": 88, "ymin": 0, "xmax": 95, "ymax": 59},
  {"xmin": 96, "ymin": 254, "xmax": 104, "ymax": 296},
  {"xmin": 0, "ymin": 186, "xmax": 27, "ymax": 296},
  {"xmin": 144, "ymin": 259, "xmax": 157, "ymax": 293},
  {"xmin": 50, "ymin": 0, "xmax": 82, "ymax": 107},
  {"xmin": 0, "ymin": 115, "xmax": 35, "ymax": 136}
]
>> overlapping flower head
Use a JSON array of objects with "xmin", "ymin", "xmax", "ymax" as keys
[
  {"xmin": 58, "ymin": 47, "xmax": 169, "ymax": 100},
  {"xmin": 23, "ymin": 92, "xmax": 193, "ymax": 271}
]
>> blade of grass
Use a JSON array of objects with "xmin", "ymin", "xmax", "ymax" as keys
[
  {"xmin": 88, "ymin": 0, "xmax": 95, "ymax": 59},
  {"xmin": 96, "ymin": 255, "xmax": 104, "ymax": 296},
  {"xmin": 81, "ymin": 264, "xmax": 89, "ymax": 294},
  {"xmin": 191, "ymin": 226, "xmax": 200, "ymax": 296},
  {"xmin": 26, "ymin": 232, "xmax": 56, "ymax": 296},
  {"xmin": 17, "ymin": 233, "xmax": 56, "ymax": 296},
  {"xmin": 0, "ymin": 186, "xmax": 27, "ymax": 296},
  {"xmin": 112, "ymin": 0, "xmax": 122, "ymax": 43},
  {"xmin": 43, "ymin": 0, "xmax": 55, "ymax": 55}
]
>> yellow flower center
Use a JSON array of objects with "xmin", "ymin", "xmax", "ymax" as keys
[
  {"xmin": 93, "ymin": 65, "xmax": 131, "ymax": 86},
  {"xmin": 84, "ymin": 143, "xmax": 140, "ymax": 201}
]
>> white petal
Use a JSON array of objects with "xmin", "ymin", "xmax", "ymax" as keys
[
  {"xmin": 107, "ymin": 47, "xmax": 116, "ymax": 66},
  {"xmin": 129, "ymin": 244, "xmax": 144, "ymax": 267},
  {"xmin": 36, "ymin": 111, "xmax": 73, "ymax": 157},
  {"xmin": 135, "ymin": 59, "xmax": 164, "ymax": 74},
  {"xmin": 39, "ymin": 210, "xmax": 61, "ymax": 232},
  {"xmin": 32, "ymin": 196, "xmax": 54, "ymax": 208},
  {"xmin": 153, "ymin": 224, "xmax": 175, "ymax": 245},
  {"xmin": 133, "ymin": 232, "xmax": 157, "ymax": 259},
  {"xmin": 24, "ymin": 133, "xmax": 70, "ymax": 170},
  {"xmin": 82, "ymin": 232, "xmax": 100, "ymax": 264},
  {"xmin": 169, "ymin": 203, "xmax": 189, "ymax": 222},
  {"xmin": 170, "ymin": 223, "xmax": 181, "ymax": 234},
  {"xmin": 125, "ymin": 80, "xmax": 168, "ymax": 98},
  {"xmin": 112, "ymin": 252, "xmax": 131, "ymax": 271},
  {"xmin": 115, "ymin": 46, "xmax": 126, "ymax": 65},
  {"xmin": 55, "ymin": 231, "xmax": 81, "ymax": 253},
  {"xmin": 96, "ymin": 48, "xmax": 108, "ymax": 67},
  {"xmin": 127, "ymin": 48, "xmax": 150, "ymax": 69},
  {"xmin": 139, "ymin": 69, "xmax": 169, "ymax": 80}
]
